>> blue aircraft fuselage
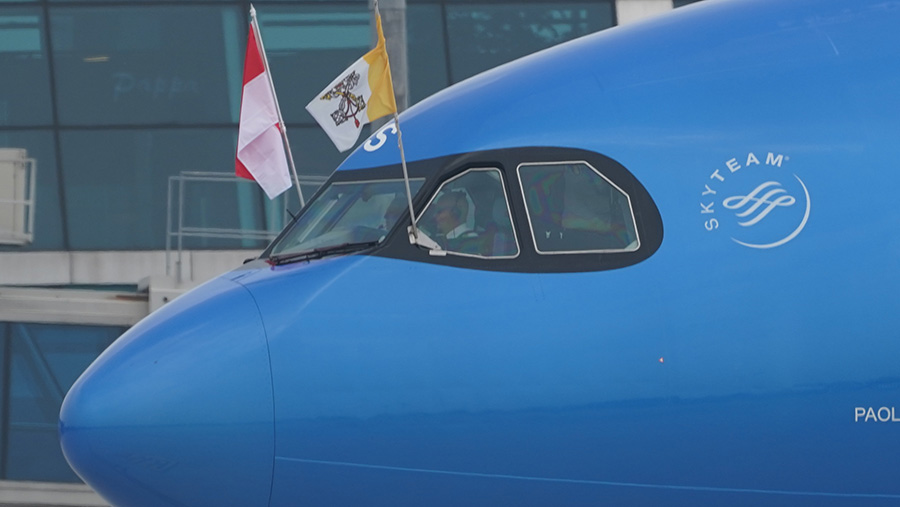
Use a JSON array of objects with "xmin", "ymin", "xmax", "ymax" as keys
[{"xmin": 60, "ymin": 0, "xmax": 900, "ymax": 505}]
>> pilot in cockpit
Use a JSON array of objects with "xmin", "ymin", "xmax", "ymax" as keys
[
  {"xmin": 379, "ymin": 194, "xmax": 408, "ymax": 231},
  {"xmin": 432, "ymin": 190, "xmax": 479, "ymax": 250}
]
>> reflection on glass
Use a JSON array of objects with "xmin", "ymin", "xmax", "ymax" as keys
[
  {"xmin": 270, "ymin": 178, "xmax": 424, "ymax": 256},
  {"xmin": 60, "ymin": 129, "xmax": 268, "ymax": 250},
  {"xmin": 407, "ymin": 4, "xmax": 449, "ymax": 105},
  {"xmin": 256, "ymin": 5, "xmax": 370, "ymax": 124},
  {"xmin": 445, "ymin": 3, "xmax": 614, "ymax": 82},
  {"xmin": 518, "ymin": 162, "xmax": 639, "ymax": 254},
  {"xmin": 0, "ymin": 9, "xmax": 52, "ymax": 126},
  {"xmin": 50, "ymin": 5, "xmax": 242, "ymax": 125}
]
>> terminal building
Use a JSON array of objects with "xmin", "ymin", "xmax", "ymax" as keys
[{"xmin": 0, "ymin": 0, "xmax": 700, "ymax": 503}]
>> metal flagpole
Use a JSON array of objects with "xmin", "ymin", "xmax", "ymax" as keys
[
  {"xmin": 393, "ymin": 112, "xmax": 418, "ymax": 240},
  {"xmin": 374, "ymin": 0, "xmax": 418, "ymax": 240},
  {"xmin": 249, "ymin": 4, "xmax": 306, "ymax": 207}
]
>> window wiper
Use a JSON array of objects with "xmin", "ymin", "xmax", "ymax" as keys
[{"xmin": 267, "ymin": 240, "xmax": 381, "ymax": 266}]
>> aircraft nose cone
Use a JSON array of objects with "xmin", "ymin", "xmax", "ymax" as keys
[{"xmin": 59, "ymin": 278, "xmax": 274, "ymax": 507}]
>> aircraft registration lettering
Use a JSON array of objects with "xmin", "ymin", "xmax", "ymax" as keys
[
  {"xmin": 855, "ymin": 406, "xmax": 900, "ymax": 422},
  {"xmin": 363, "ymin": 121, "xmax": 398, "ymax": 152},
  {"xmin": 699, "ymin": 151, "xmax": 810, "ymax": 249}
]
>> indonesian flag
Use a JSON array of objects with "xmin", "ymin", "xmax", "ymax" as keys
[
  {"xmin": 306, "ymin": 13, "xmax": 398, "ymax": 152},
  {"xmin": 236, "ymin": 22, "xmax": 292, "ymax": 199}
]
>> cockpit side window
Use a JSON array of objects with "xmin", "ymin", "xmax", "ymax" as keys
[
  {"xmin": 415, "ymin": 168, "xmax": 519, "ymax": 258},
  {"xmin": 518, "ymin": 161, "xmax": 640, "ymax": 254}
]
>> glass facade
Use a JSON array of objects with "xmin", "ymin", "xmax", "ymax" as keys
[
  {"xmin": 0, "ymin": 322, "xmax": 126, "ymax": 482},
  {"xmin": 444, "ymin": 3, "xmax": 614, "ymax": 82},
  {"xmin": 0, "ymin": 8, "xmax": 52, "ymax": 126},
  {"xmin": 50, "ymin": 6, "xmax": 243, "ymax": 126},
  {"xmin": 0, "ymin": 0, "xmax": 616, "ymax": 253},
  {"xmin": 59, "ymin": 128, "xmax": 252, "ymax": 249}
]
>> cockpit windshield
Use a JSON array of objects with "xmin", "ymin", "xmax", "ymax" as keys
[{"xmin": 269, "ymin": 178, "xmax": 424, "ymax": 258}]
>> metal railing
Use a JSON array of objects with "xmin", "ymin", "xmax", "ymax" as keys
[
  {"xmin": 0, "ymin": 149, "xmax": 36, "ymax": 246},
  {"xmin": 165, "ymin": 171, "xmax": 326, "ymax": 282}
]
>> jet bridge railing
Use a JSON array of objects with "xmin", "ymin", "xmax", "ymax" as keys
[{"xmin": 166, "ymin": 171, "xmax": 326, "ymax": 282}]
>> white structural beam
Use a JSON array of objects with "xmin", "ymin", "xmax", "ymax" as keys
[
  {"xmin": 0, "ymin": 250, "xmax": 256, "ymax": 287},
  {"xmin": 0, "ymin": 250, "xmax": 258, "ymax": 325},
  {"xmin": 616, "ymin": 0, "xmax": 674, "ymax": 24},
  {"xmin": 0, "ymin": 287, "xmax": 148, "ymax": 326},
  {"xmin": 0, "ymin": 480, "xmax": 108, "ymax": 507}
]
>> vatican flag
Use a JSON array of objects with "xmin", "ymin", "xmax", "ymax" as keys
[{"xmin": 306, "ymin": 13, "xmax": 398, "ymax": 152}]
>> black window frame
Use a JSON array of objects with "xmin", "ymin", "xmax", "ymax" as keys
[{"xmin": 263, "ymin": 146, "xmax": 662, "ymax": 273}]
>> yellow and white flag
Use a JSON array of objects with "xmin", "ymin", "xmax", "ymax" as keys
[{"xmin": 306, "ymin": 13, "xmax": 397, "ymax": 152}]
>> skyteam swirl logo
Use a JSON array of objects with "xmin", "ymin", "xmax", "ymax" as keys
[
  {"xmin": 700, "ymin": 152, "xmax": 810, "ymax": 249},
  {"xmin": 723, "ymin": 181, "xmax": 796, "ymax": 227}
]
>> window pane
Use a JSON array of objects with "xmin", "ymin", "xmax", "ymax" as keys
[
  {"xmin": 256, "ymin": 5, "xmax": 370, "ymax": 124},
  {"xmin": 674, "ymin": 0, "xmax": 704, "ymax": 7},
  {"xmin": 417, "ymin": 168, "xmax": 518, "ymax": 258},
  {"xmin": 60, "ymin": 128, "xmax": 275, "ymax": 250},
  {"xmin": 50, "ymin": 5, "xmax": 243, "ymax": 125},
  {"xmin": 445, "ymin": 3, "xmax": 614, "ymax": 82},
  {"xmin": 0, "ymin": 130, "xmax": 64, "ymax": 250},
  {"xmin": 270, "ymin": 178, "xmax": 424, "ymax": 255},
  {"xmin": 4, "ymin": 322, "xmax": 124, "ymax": 482},
  {"xmin": 518, "ymin": 162, "xmax": 639, "ymax": 254},
  {"xmin": 407, "ymin": 4, "xmax": 448, "ymax": 105},
  {"xmin": 0, "ymin": 8, "xmax": 53, "ymax": 126},
  {"xmin": 282, "ymin": 125, "xmax": 353, "ymax": 209}
]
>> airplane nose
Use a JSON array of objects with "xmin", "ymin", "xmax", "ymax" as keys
[{"xmin": 59, "ymin": 278, "xmax": 274, "ymax": 507}]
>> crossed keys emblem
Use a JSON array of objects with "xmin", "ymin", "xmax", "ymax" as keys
[{"xmin": 320, "ymin": 71, "xmax": 367, "ymax": 128}]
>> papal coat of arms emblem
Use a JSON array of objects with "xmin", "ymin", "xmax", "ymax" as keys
[{"xmin": 319, "ymin": 71, "xmax": 367, "ymax": 128}]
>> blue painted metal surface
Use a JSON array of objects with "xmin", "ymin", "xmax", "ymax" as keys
[
  {"xmin": 61, "ymin": 0, "xmax": 900, "ymax": 504},
  {"xmin": 59, "ymin": 278, "xmax": 275, "ymax": 506}
]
